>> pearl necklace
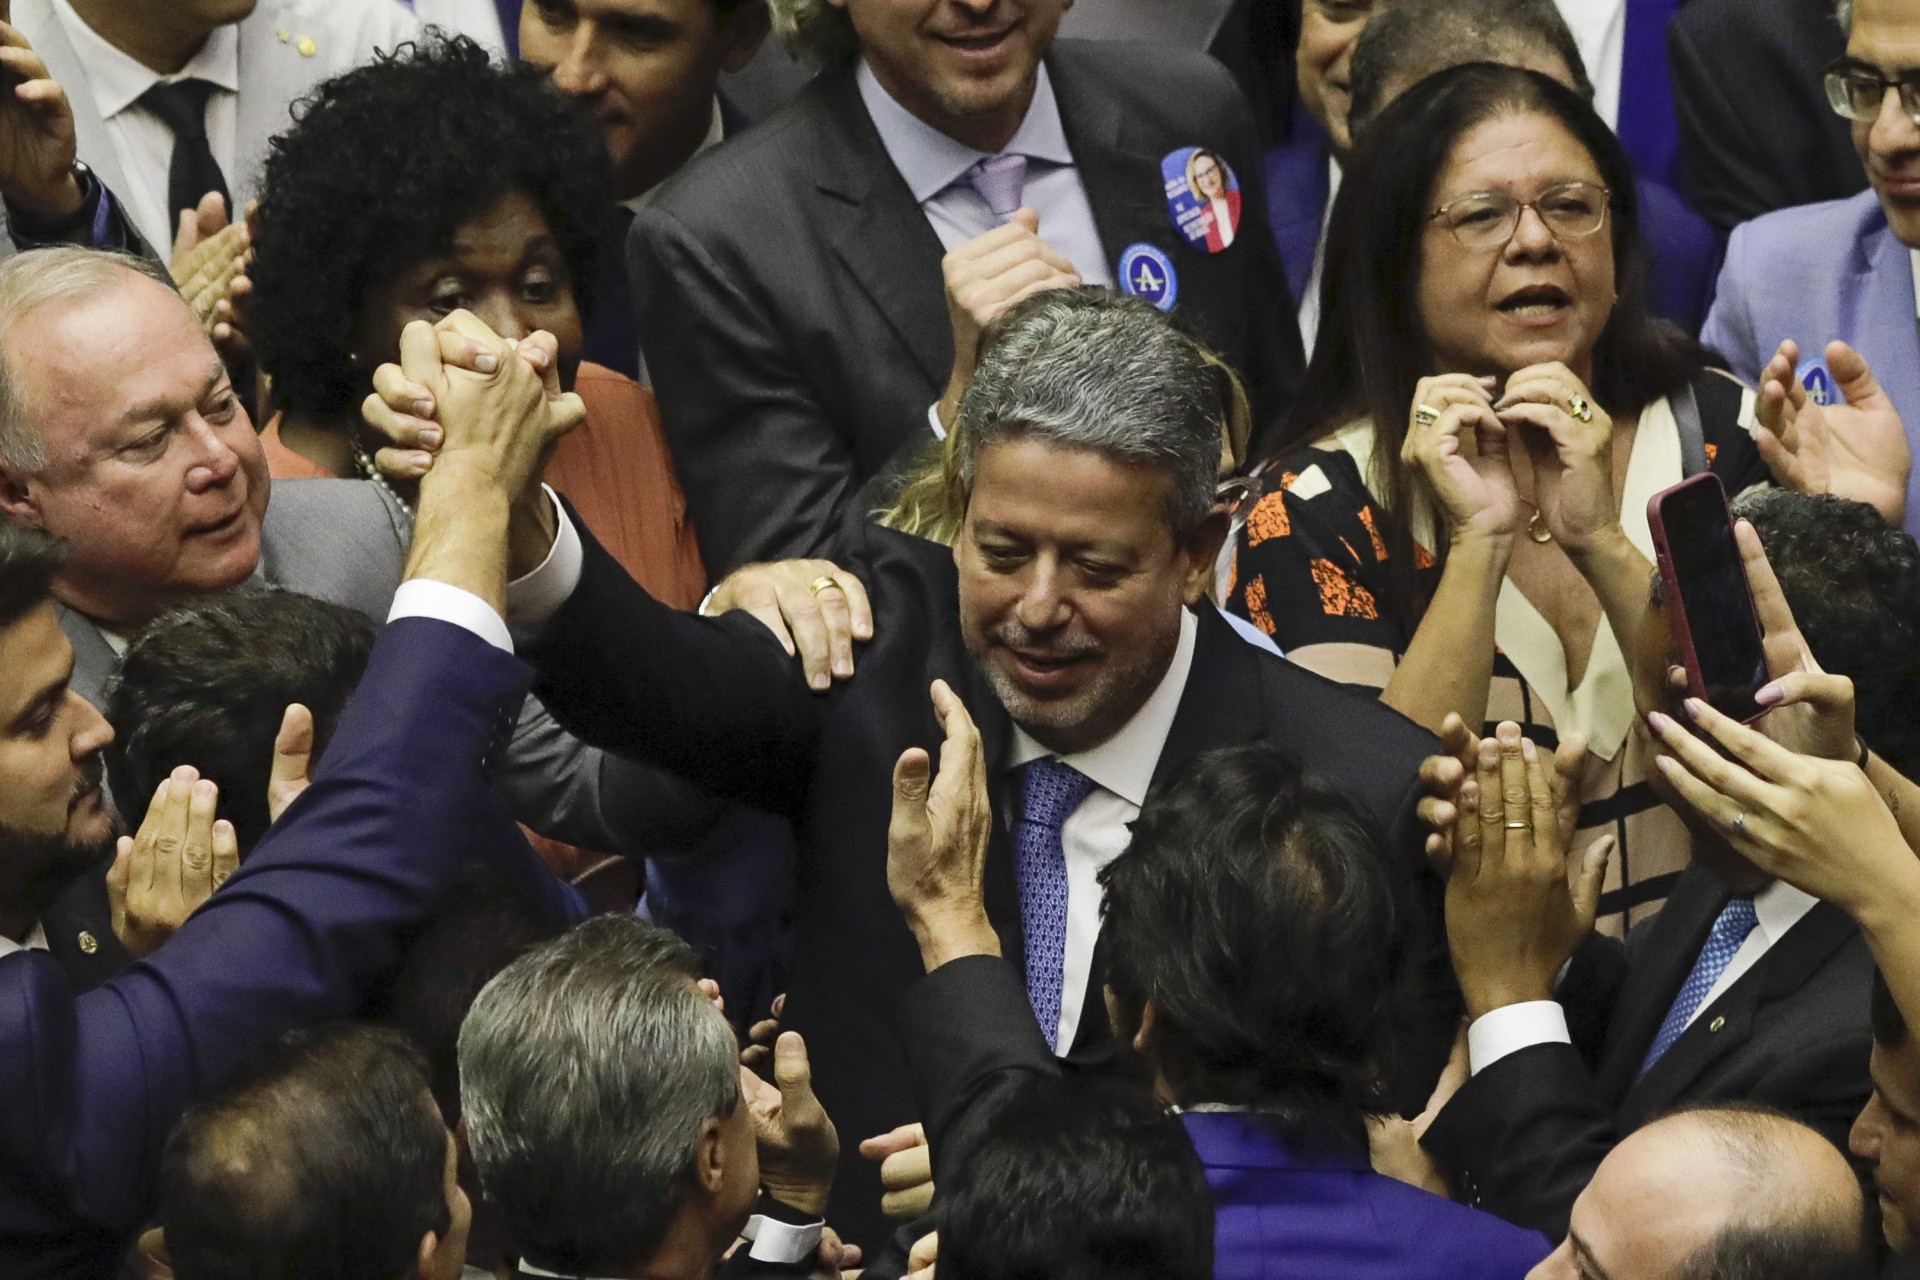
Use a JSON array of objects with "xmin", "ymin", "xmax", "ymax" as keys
[{"xmin": 352, "ymin": 445, "xmax": 414, "ymax": 518}]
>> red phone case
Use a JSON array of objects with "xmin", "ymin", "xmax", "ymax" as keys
[{"xmin": 1646, "ymin": 474, "xmax": 1767, "ymax": 723}]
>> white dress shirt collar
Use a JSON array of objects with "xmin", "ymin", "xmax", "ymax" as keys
[
  {"xmin": 0, "ymin": 922, "xmax": 50, "ymax": 960},
  {"xmin": 1008, "ymin": 607, "xmax": 1198, "ymax": 807},
  {"xmin": 52, "ymin": 0, "xmax": 240, "ymax": 119},
  {"xmin": 1747, "ymin": 877, "xmax": 1819, "ymax": 953},
  {"xmin": 856, "ymin": 59, "xmax": 1073, "ymax": 204}
]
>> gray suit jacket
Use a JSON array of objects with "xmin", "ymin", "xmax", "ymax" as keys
[
  {"xmin": 14, "ymin": 0, "xmax": 418, "ymax": 250},
  {"xmin": 60, "ymin": 478, "xmax": 709, "ymax": 858}
]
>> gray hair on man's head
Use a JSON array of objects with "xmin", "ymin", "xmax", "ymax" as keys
[
  {"xmin": 954, "ymin": 288, "xmax": 1230, "ymax": 542},
  {"xmin": 765, "ymin": 0, "xmax": 859, "ymax": 65},
  {"xmin": 457, "ymin": 915, "xmax": 741, "ymax": 1275},
  {"xmin": 0, "ymin": 247, "xmax": 175, "ymax": 474}
]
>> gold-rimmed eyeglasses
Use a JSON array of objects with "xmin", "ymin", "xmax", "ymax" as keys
[{"xmin": 1427, "ymin": 180, "xmax": 1613, "ymax": 250}]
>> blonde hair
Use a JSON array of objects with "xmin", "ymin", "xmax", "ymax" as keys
[{"xmin": 766, "ymin": 0, "xmax": 860, "ymax": 65}]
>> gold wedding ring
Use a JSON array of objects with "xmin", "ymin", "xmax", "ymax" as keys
[
  {"xmin": 1567, "ymin": 392, "xmax": 1594, "ymax": 423},
  {"xmin": 1505, "ymin": 820, "xmax": 1533, "ymax": 831},
  {"xmin": 806, "ymin": 575, "xmax": 841, "ymax": 597},
  {"xmin": 1414, "ymin": 404, "xmax": 1441, "ymax": 427}
]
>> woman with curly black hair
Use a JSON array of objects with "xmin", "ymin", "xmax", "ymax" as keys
[{"xmin": 247, "ymin": 34, "xmax": 705, "ymax": 608}]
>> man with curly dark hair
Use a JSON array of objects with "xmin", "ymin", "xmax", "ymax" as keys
[{"xmin": 1732, "ymin": 487, "xmax": 1920, "ymax": 775}]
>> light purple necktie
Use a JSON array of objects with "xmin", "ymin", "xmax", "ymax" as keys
[
  {"xmin": 1638, "ymin": 896, "xmax": 1759, "ymax": 1077},
  {"xmin": 1014, "ymin": 758, "xmax": 1097, "ymax": 1052},
  {"xmin": 966, "ymin": 153, "xmax": 1028, "ymax": 226}
]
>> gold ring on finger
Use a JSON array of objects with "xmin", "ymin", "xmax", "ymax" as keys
[
  {"xmin": 1567, "ymin": 392, "xmax": 1594, "ymax": 423},
  {"xmin": 1414, "ymin": 404, "xmax": 1441, "ymax": 427},
  {"xmin": 1505, "ymin": 820, "xmax": 1533, "ymax": 831},
  {"xmin": 807, "ymin": 575, "xmax": 842, "ymax": 597}
]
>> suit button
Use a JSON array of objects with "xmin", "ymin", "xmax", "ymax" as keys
[
  {"xmin": 1708, "ymin": 1015, "xmax": 1726, "ymax": 1033},
  {"xmin": 77, "ymin": 930, "xmax": 98, "ymax": 955}
]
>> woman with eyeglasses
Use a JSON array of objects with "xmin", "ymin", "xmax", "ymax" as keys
[{"xmin": 1223, "ymin": 63, "xmax": 1880, "ymax": 924}]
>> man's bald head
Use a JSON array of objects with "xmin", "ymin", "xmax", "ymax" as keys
[{"xmin": 1530, "ymin": 1104, "xmax": 1871, "ymax": 1280}]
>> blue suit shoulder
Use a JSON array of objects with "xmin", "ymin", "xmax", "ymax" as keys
[
  {"xmin": 1724, "ymin": 189, "xmax": 1890, "ymax": 276},
  {"xmin": 1357, "ymin": 1173, "xmax": 1553, "ymax": 1276}
]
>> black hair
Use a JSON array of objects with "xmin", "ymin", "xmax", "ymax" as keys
[
  {"xmin": 249, "ymin": 34, "xmax": 612, "ymax": 419},
  {"xmin": 1348, "ymin": 0, "xmax": 1594, "ymax": 136},
  {"xmin": 369, "ymin": 866, "xmax": 570, "ymax": 1126},
  {"xmin": 160, "ymin": 1024, "xmax": 452, "ymax": 1280},
  {"xmin": 1098, "ymin": 743, "xmax": 1415, "ymax": 1144},
  {"xmin": 105, "ymin": 589, "xmax": 375, "ymax": 853},
  {"xmin": 1272, "ymin": 62, "xmax": 1707, "ymax": 623},
  {"xmin": 939, "ymin": 1077, "xmax": 1214, "ymax": 1280},
  {"xmin": 1730, "ymin": 488, "xmax": 1920, "ymax": 775},
  {"xmin": 1873, "ymin": 968, "xmax": 1909, "ymax": 1050},
  {"xmin": 0, "ymin": 521, "xmax": 62, "ymax": 631}
]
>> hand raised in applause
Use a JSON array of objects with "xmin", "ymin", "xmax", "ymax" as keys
[
  {"xmin": 106, "ymin": 766, "xmax": 241, "ymax": 960},
  {"xmin": 938, "ymin": 210, "xmax": 1080, "ymax": 432},
  {"xmin": 1445, "ymin": 723, "xmax": 1612, "ymax": 1020},
  {"xmin": 0, "ymin": 5, "xmax": 81, "ymax": 218},
  {"xmin": 1416, "ymin": 711, "xmax": 1585, "ymax": 875},
  {"xmin": 888, "ymin": 679, "xmax": 999, "ymax": 972},
  {"xmin": 169, "ymin": 194, "xmax": 254, "ymax": 357},
  {"xmin": 1756, "ymin": 339, "xmax": 1910, "ymax": 525}
]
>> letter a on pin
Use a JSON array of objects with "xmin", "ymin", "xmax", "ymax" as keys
[{"xmin": 1118, "ymin": 243, "xmax": 1177, "ymax": 311}]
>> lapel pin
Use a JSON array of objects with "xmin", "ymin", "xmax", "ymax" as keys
[
  {"xmin": 1118, "ymin": 243, "xmax": 1178, "ymax": 312},
  {"xmin": 276, "ymin": 29, "xmax": 290, "ymax": 42},
  {"xmin": 77, "ymin": 930, "xmax": 98, "ymax": 955},
  {"xmin": 1162, "ymin": 146, "xmax": 1243, "ymax": 254},
  {"xmin": 1708, "ymin": 1015, "xmax": 1726, "ymax": 1033},
  {"xmin": 1795, "ymin": 356, "xmax": 1836, "ymax": 406},
  {"xmin": 297, "ymin": 35, "xmax": 319, "ymax": 57}
]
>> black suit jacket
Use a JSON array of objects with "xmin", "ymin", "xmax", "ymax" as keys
[
  {"xmin": 630, "ymin": 40, "xmax": 1304, "ymax": 573},
  {"xmin": 1422, "ymin": 865, "xmax": 1874, "ymax": 1241},
  {"xmin": 526, "ymin": 515, "xmax": 1436, "ymax": 1248},
  {"xmin": 1668, "ymin": 0, "xmax": 1866, "ymax": 229}
]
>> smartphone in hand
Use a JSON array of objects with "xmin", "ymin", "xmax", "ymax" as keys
[{"xmin": 1647, "ymin": 474, "xmax": 1768, "ymax": 722}]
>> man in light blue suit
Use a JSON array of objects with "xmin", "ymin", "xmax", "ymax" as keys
[{"xmin": 1700, "ymin": 0, "xmax": 1920, "ymax": 539}]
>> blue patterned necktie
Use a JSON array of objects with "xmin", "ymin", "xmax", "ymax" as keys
[
  {"xmin": 1014, "ymin": 758, "xmax": 1098, "ymax": 1051},
  {"xmin": 1639, "ymin": 896, "xmax": 1759, "ymax": 1077},
  {"xmin": 966, "ymin": 153, "xmax": 1028, "ymax": 225}
]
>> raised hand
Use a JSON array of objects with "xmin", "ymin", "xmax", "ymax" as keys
[
  {"xmin": 1403, "ymin": 374, "xmax": 1520, "ymax": 543},
  {"xmin": 705, "ymin": 560, "xmax": 874, "ymax": 691},
  {"xmin": 1417, "ymin": 712, "xmax": 1586, "ymax": 874},
  {"xmin": 1647, "ymin": 696, "xmax": 1912, "ymax": 918},
  {"xmin": 105, "ymin": 766, "xmax": 241, "ymax": 960},
  {"xmin": 938, "ymin": 210, "xmax": 1080, "ymax": 431},
  {"xmin": 1755, "ymin": 339, "xmax": 1910, "ymax": 525},
  {"xmin": 887, "ymin": 680, "xmax": 998, "ymax": 971},
  {"xmin": 1731, "ymin": 519, "xmax": 1858, "ymax": 760},
  {"xmin": 169, "ymin": 194, "xmax": 253, "ymax": 354},
  {"xmin": 0, "ymin": 10, "xmax": 80, "ymax": 218},
  {"xmin": 1497, "ymin": 362, "xmax": 1619, "ymax": 554},
  {"xmin": 1445, "ymin": 723, "xmax": 1612, "ymax": 1020},
  {"xmin": 265, "ymin": 703, "xmax": 313, "ymax": 825},
  {"xmin": 741, "ymin": 1031, "xmax": 840, "ymax": 1216},
  {"xmin": 859, "ymin": 1122, "xmax": 935, "ymax": 1221}
]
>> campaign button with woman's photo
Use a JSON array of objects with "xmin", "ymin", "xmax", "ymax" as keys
[{"xmin": 1163, "ymin": 145, "xmax": 1242, "ymax": 253}]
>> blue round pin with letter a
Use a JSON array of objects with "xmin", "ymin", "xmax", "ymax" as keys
[
  {"xmin": 1118, "ymin": 243, "xmax": 1178, "ymax": 312},
  {"xmin": 1796, "ymin": 356, "xmax": 1837, "ymax": 406}
]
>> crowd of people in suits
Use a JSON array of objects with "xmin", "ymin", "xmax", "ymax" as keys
[{"xmin": 5, "ymin": 0, "xmax": 1920, "ymax": 1277}]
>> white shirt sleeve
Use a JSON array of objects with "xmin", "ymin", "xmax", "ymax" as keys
[
  {"xmin": 927, "ymin": 400, "xmax": 947, "ymax": 442},
  {"xmin": 387, "ymin": 580, "xmax": 513, "ymax": 654},
  {"xmin": 1466, "ymin": 1000, "xmax": 1572, "ymax": 1075},
  {"xmin": 504, "ymin": 486, "xmax": 584, "ymax": 646}
]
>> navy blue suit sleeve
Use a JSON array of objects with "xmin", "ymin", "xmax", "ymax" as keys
[{"xmin": 0, "ymin": 617, "xmax": 532, "ymax": 1245}]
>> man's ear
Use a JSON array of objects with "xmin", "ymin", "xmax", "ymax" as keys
[
  {"xmin": 696, "ymin": 1116, "xmax": 727, "ymax": 1195},
  {"xmin": 1132, "ymin": 1000, "xmax": 1160, "ymax": 1055},
  {"xmin": 1179, "ymin": 507, "xmax": 1230, "ymax": 606},
  {"xmin": 0, "ymin": 463, "xmax": 44, "ymax": 528},
  {"xmin": 415, "ymin": 1229, "xmax": 442, "ymax": 1280},
  {"xmin": 718, "ymin": 0, "xmax": 772, "ymax": 72}
]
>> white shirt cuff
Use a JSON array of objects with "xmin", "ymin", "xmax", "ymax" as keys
[
  {"xmin": 1466, "ymin": 1000, "xmax": 1571, "ymax": 1075},
  {"xmin": 927, "ymin": 400, "xmax": 946, "ymax": 442},
  {"xmin": 741, "ymin": 1213, "xmax": 824, "ymax": 1264},
  {"xmin": 505, "ymin": 485, "xmax": 583, "ymax": 645},
  {"xmin": 387, "ymin": 579, "xmax": 513, "ymax": 654}
]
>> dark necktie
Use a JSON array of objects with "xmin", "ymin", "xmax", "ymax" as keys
[{"xmin": 138, "ymin": 78, "xmax": 232, "ymax": 226}]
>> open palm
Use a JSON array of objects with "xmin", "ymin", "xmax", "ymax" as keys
[
  {"xmin": 0, "ymin": 11, "xmax": 80, "ymax": 217},
  {"xmin": 1756, "ymin": 340, "xmax": 1911, "ymax": 525}
]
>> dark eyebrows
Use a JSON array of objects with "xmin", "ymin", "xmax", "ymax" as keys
[{"xmin": 5, "ymin": 658, "xmax": 71, "ymax": 736}]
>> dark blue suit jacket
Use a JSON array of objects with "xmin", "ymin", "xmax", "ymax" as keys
[
  {"xmin": 1265, "ymin": 77, "xmax": 1722, "ymax": 337},
  {"xmin": 0, "ymin": 617, "xmax": 582, "ymax": 1280},
  {"xmin": 1189, "ymin": 1112, "xmax": 1548, "ymax": 1280},
  {"xmin": 895, "ymin": 957, "xmax": 1545, "ymax": 1280}
]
